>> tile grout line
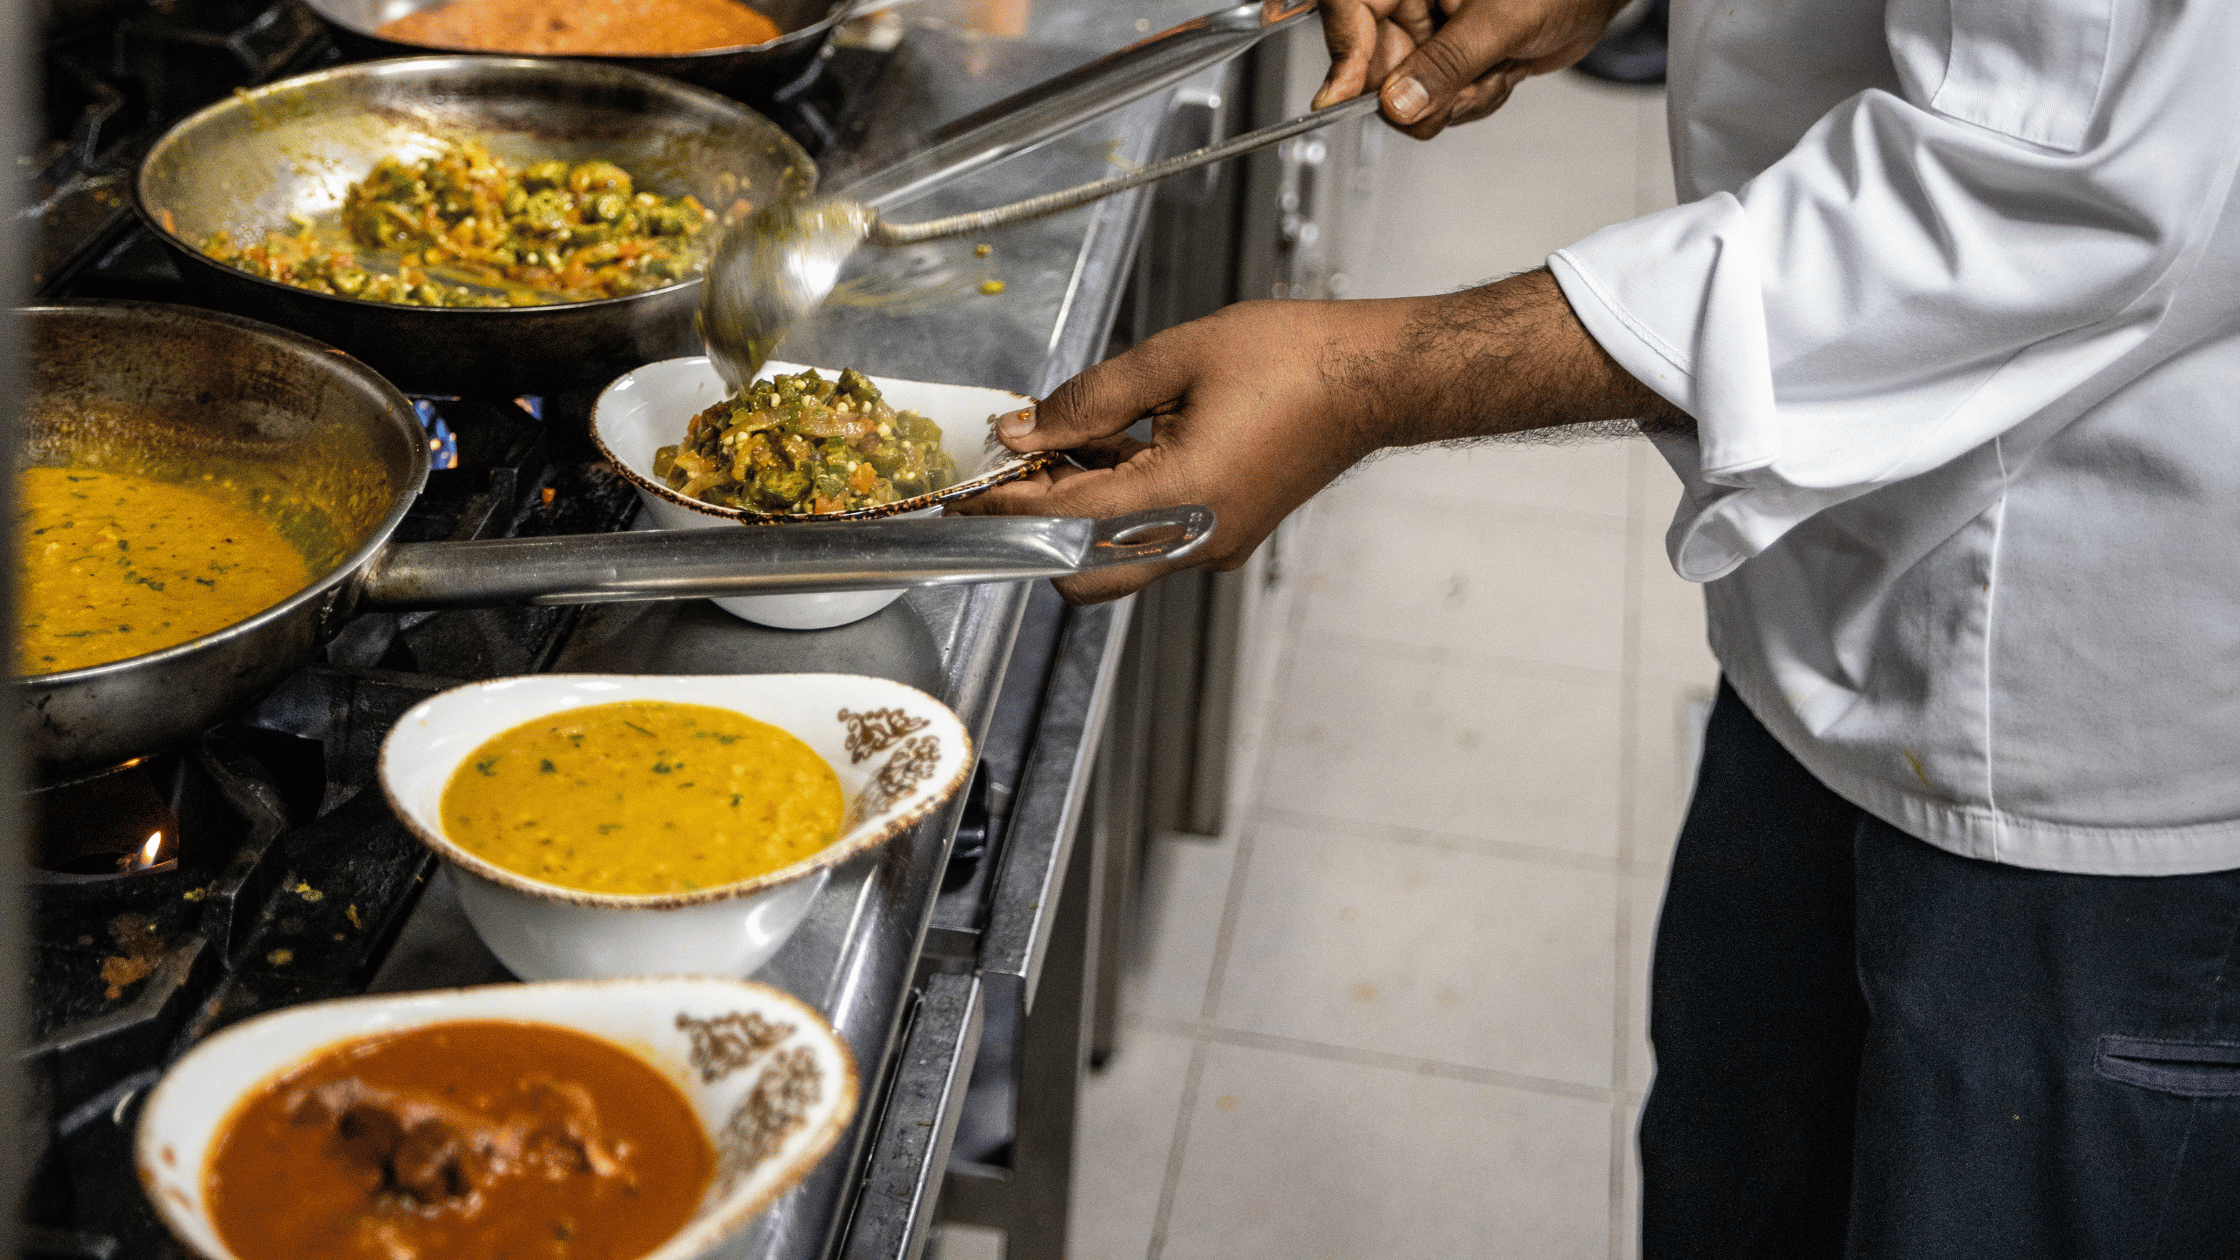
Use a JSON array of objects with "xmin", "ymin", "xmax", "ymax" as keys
[
  {"xmin": 1130, "ymin": 1013, "xmax": 1635, "ymax": 1106},
  {"xmin": 1610, "ymin": 1104, "xmax": 1636, "ymax": 1260},
  {"xmin": 1325, "ymin": 457, "xmax": 1636, "ymax": 533},
  {"xmin": 1611, "ymin": 440, "xmax": 1651, "ymax": 1260},
  {"xmin": 1200, "ymin": 493, "xmax": 1339, "ymax": 1030},
  {"xmin": 1143, "ymin": 1036, "xmax": 1214, "ymax": 1260},
  {"xmin": 1145, "ymin": 500, "xmax": 1329, "ymax": 1260},
  {"xmin": 1300, "ymin": 627, "xmax": 1629, "ymax": 690},
  {"xmin": 1254, "ymin": 804, "xmax": 1632, "ymax": 875}
]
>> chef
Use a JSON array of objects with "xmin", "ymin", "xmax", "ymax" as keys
[{"xmin": 960, "ymin": 0, "xmax": 2240, "ymax": 1254}]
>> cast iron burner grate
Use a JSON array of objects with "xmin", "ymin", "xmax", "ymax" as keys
[
  {"xmin": 30, "ymin": 0, "xmax": 332, "ymax": 293},
  {"xmin": 17, "ymin": 388, "xmax": 643, "ymax": 1259},
  {"xmin": 20, "ymin": 2, "xmax": 899, "ymax": 1249}
]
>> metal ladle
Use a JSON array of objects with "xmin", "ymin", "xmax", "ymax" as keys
[{"xmin": 699, "ymin": 0, "xmax": 1381, "ymax": 386}]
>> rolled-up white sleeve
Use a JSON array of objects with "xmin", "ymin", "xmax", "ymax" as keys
[{"xmin": 1551, "ymin": 0, "xmax": 2240, "ymax": 581}]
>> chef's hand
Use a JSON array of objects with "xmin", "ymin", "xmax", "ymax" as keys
[
  {"xmin": 1313, "ymin": 0, "xmax": 1631, "ymax": 139},
  {"xmin": 953, "ymin": 270, "xmax": 1681, "ymax": 604},
  {"xmin": 950, "ymin": 298, "xmax": 1407, "ymax": 603}
]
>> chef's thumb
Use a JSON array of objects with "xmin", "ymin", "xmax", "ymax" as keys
[
  {"xmin": 1378, "ymin": 3, "xmax": 1520, "ymax": 129},
  {"xmin": 994, "ymin": 340, "xmax": 1190, "ymax": 454}
]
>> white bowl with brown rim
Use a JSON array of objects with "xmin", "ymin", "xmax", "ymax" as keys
[
  {"xmin": 378, "ymin": 671, "xmax": 971, "ymax": 980},
  {"xmin": 135, "ymin": 976, "xmax": 857, "ymax": 1260},
  {"xmin": 590, "ymin": 356, "xmax": 1057, "ymax": 630}
]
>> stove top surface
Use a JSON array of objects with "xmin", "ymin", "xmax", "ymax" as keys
[
  {"xmin": 19, "ymin": 9, "xmax": 897, "ymax": 1250},
  {"xmin": 19, "ymin": 388, "xmax": 647, "ymax": 1259}
]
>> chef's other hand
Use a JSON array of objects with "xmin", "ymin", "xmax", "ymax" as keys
[
  {"xmin": 1314, "ymin": 0, "xmax": 1632, "ymax": 139},
  {"xmin": 950, "ymin": 299, "xmax": 1403, "ymax": 604},
  {"xmin": 953, "ymin": 270, "xmax": 1681, "ymax": 605}
]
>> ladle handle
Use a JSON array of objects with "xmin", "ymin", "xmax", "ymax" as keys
[
  {"xmin": 835, "ymin": 1, "xmax": 1321, "ymax": 211},
  {"xmin": 352, "ymin": 508, "xmax": 1215, "ymax": 610},
  {"xmin": 871, "ymin": 94, "xmax": 1380, "ymax": 245}
]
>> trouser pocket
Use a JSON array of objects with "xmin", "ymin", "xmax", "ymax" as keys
[{"xmin": 2095, "ymin": 1035, "xmax": 2240, "ymax": 1097}]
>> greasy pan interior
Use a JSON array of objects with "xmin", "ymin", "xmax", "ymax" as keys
[
  {"xmin": 134, "ymin": 57, "xmax": 815, "ymax": 395},
  {"xmin": 21, "ymin": 304, "xmax": 426, "ymax": 595},
  {"xmin": 15, "ymin": 302, "xmax": 428, "ymax": 780}
]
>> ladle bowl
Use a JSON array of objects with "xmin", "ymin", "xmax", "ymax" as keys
[
  {"xmin": 699, "ymin": 94, "xmax": 1378, "ymax": 385},
  {"xmin": 696, "ymin": 0, "xmax": 1374, "ymax": 384}
]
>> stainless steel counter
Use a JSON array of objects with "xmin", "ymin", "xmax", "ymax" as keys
[{"xmin": 368, "ymin": 21, "xmax": 1178, "ymax": 1260}]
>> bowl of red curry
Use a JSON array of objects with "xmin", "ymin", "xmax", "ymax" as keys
[{"xmin": 135, "ymin": 976, "xmax": 857, "ymax": 1260}]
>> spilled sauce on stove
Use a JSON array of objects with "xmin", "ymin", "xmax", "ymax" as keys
[{"xmin": 206, "ymin": 1019, "xmax": 712, "ymax": 1260}]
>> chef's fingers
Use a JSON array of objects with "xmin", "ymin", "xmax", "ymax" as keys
[
  {"xmin": 1379, "ymin": 0, "xmax": 1593, "ymax": 136},
  {"xmin": 1371, "ymin": 21, "xmax": 1422, "ymax": 94},
  {"xmin": 1394, "ymin": 0, "xmax": 1440, "ymax": 47},
  {"xmin": 960, "ymin": 443, "xmax": 1213, "ymax": 603},
  {"xmin": 1022, "ymin": 464, "xmax": 1206, "ymax": 604},
  {"xmin": 994, "ymin": 336, "xmax": 1197, "ymax": 455},
  {"xmin": 1445, "ymin": 67, "xmax": 1522, "ymax": 127},
  {"xmin": 1313, "ymin": 0, "xmax": 1385, "ymax": 108},
  {"xmin": 1059, "ymin": 432, "xmax": 1153, "ymax": 471},
  {"xmin": 946, "ymin": 467, "xmax": 1052, "ymax": 515},
  {"xmin": 1316, "ymin": 0, "xmax": 1439, "ymax": 108}
]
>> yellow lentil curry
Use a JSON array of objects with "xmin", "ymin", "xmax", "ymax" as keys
[
  {"xmin": 17, "ymin": 467, "xmax": 316, "ymax": 675},
  {"xmin": 440, "ymin": 700, "xmax": 844, "ymax": 895}
]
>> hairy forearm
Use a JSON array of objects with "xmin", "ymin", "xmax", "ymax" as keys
[
  {"xmin": 1331, "ymin": 268, "xmax": 1689, "ymax": 451},
  {"xmin": 965, "ymin": 266, "xmax": 1684, "ymax": 601}
]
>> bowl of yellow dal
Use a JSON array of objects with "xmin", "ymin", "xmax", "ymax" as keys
[{"xmin": 378, "ymin": 671, "xmax": 971, "ymax": 980}]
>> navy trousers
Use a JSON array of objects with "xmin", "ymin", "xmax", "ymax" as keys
[{"xmin": 1640, "ymin": 682, "xmax": 2240, "ymax": 1259}]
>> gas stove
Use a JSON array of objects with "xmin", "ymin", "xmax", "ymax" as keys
[
  {"xmin": 19, "ymin": 389, "xmax": 647, "ymax": 1260},
  {"xmin": 30, "ymin": 0, "xmax": 875, "ymax": 299},
  {"xmin": 17, "ymin": 4, "xmax": 896, "ymax": 1254}
]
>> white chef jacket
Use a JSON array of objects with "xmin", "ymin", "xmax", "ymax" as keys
[{"xmin": 1547, "ymin": 0, "xmax": 2240, "ymax": 873}]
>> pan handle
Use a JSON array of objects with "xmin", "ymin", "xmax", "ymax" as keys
[
  {"xmin": 351, "ymin": 508, "xmax": 1216, "ymax": 610},
  {"xmin": 870, "ymin": 96, "xmax": 1380, "ymax": 246},
  {"xmin": 1080, "ymin": 505, "xmax": 1216, "ymax": 569}
]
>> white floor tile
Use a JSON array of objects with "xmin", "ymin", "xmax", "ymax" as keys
[
  {"xmin": 1627, "ymin": 674, "xmax": 1714, "ymax": 870},
  {"xmin": 1213, "ymin": 820, "xmax": 1618, "ymax": 1088},
  {"xmin": 1327, "ymin": 441, "xmax": 1635, "ymax": 525},
  {"xmin": 1617, "ymin": 1101, "xmax": 1644, "ymax": 1260},
  {"xmin": 1066, "ymin": 69, "xmax": 1678, "ymax": 1260},
  {"xmin": 1351, "ymin": 75, "xmax": 1663, "ymax": 300},
  {"xmin": 1624, "ymin": 871, "xmax": 1664, "ymax": 1096},
  {"xmin": 1261, "ymin": 636, "xmax": 1624, "ymax": 859},
  {"xmin": 1628, "ymin": 452, "xmax": 1720, "ymax": 688},
  {"xmin": 1296, "ymin": 501, "xmax": 1627, "ymax": 678},
  {"xmin": 1158, "ymin": 1041, "xmax": 1612, "ymax": 1260},
  {"xmin": 1125, "ymin": 833, "xmax": 1239, "ymax": 1025},
  {"xmin": 1068, "ymin": 1027, "xmax": 1197, "ymax": 1260},
  {"xmin": 926, "ymin": 1223, "xmax": 1004, "ymax": 1260}
]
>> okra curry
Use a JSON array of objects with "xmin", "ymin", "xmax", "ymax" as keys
[
  {"xmin": 203, "ymin": 141, "xmax": 738, "ymax": 308},
  {"xmin": 654, "ymin": 367, "xmax": 959, "ymax": 515},
  {"xmin": 440, "ymin": 700, "xmax": 844, "ymax": 896}
]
